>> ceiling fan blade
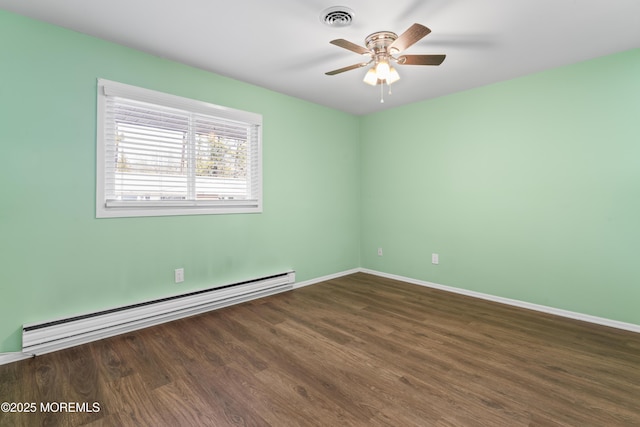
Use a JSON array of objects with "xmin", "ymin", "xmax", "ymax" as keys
[
  {"xmin": 397, "ymin": 54, "xmax": 446, "ymax": 66},
  {"xmin": 330, "ymin": 39, "xmax": 370, "ymax": 56},
  {"xmin": 389, "ymin": 23, "xmax": 432, "ymax": 53},
  {"xmin": 325, "ymin": 62, "xmax": 369, "ymax": 76}
]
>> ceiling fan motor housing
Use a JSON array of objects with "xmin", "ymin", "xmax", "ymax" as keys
[
  {"xmin": 365, "ymin": 31, "xmax": 399, "ymax": 55},
  {"xmin": 365, "ymin": 31, "xmax": 399, "ymax": 66}
]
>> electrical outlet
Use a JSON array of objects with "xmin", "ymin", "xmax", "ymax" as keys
[
  {"xmin": 377, "ymin": 248, "xmax": 383, "ymax": 256},
  {"xmin": 431, "ymin": 253, "xmax": 439, "ymax": 265},
  {"xmin": 175, "ymin": 268, "xmax": 184, "ymax": 283}
]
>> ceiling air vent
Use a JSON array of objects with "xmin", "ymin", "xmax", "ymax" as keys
[{"xmin": 320, "ymin": 6, "xmax": 354, "ymax": 28}]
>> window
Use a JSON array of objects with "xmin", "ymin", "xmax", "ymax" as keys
[{"xmin": 96, "ymin": 79, "xmax": 262, "ymax": 218}]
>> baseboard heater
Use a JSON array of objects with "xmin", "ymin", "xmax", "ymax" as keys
[{"xmin": 23, "ymin": 271, "xmax": 295, "ymax": 356}]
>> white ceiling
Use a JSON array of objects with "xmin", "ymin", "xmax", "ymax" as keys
[{"xmin": 2, "ymin": 0, "xmax": 639, "ymax": 115}]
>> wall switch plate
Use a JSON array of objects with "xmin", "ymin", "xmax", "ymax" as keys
[
  {"xmin": 175, "ymin": 268, "xmax": 184, "ymax": 283},
  {"xmin": 432, "ymin": 253, "xmax": 439, "ymax": 265},
  {"xmin": 377, "ymin": 248, "xmax": 383, "ymax": 256}
]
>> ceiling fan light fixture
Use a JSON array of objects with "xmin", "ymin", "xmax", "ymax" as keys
[
  {"xmin": 375, "ymin": 60, "xmax": 391, "ymax": 80},
  {"xmin": 363, "ymin": 65, "xmax": 400, "ymax": 86},
  {"xmin": 387, "ymin": 67, "xmax": 400, "ymax": 84},
  {"xmin": 363, "ymin": 68, "xmax": 378, "ymax": 86}
]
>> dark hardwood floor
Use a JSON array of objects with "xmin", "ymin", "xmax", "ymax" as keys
[{"xmin": 1, "ymin": 273, "xmax": 639, "ymax": 426}]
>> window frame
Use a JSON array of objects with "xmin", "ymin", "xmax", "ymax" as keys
[{"xmin": 96, "ymin": 79, "xmax": 262, "ymax": 218}]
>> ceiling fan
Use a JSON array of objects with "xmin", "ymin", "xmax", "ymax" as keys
[{"xmin": 325, "ymin": 23, "xmax": 446, "ymax": 87}]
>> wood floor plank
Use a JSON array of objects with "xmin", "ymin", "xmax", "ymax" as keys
[{"xmin": 1, "ymin": 272, "xmax": 639, "ymax": 426}]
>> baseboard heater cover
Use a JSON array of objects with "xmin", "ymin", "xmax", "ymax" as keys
[{"xmin": 23, "ymin": 271, "xmax": 295, "ymax": 356}]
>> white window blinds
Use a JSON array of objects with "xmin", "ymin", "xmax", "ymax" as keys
[{"xmin": 97, "ymin": 79, "xmax": 262, "ymax": 218}]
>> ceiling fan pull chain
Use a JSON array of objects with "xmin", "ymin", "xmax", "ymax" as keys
[{"xmin": 380, "ymin": 81, "xmax": 385, "ymax": 103}]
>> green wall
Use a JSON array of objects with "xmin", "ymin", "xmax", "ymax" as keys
[
  {"xmin": 0, "ymin": 11, "xmax": 360, "ymax": 352},
  {"xmin": 361, "ymin": 48, "xmax": 640, "ymax": 325},
  {"xmin": 1, "ymin": 9, "xmax": 639, "ymax": 354}
]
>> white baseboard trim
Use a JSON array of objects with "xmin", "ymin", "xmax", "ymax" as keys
[
  {"xmin": 361, "ymin": 268, "xmax": 640, "ymax": 334},
  {"xmin": 0, "ymin": 352, "xmax": 34, "ymax": 366},
  {"xmin": 293, "ymin": 268, "xmax": 361, "ymax": 289}
]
